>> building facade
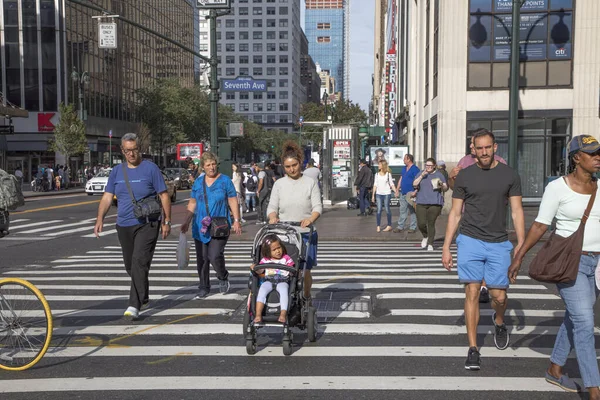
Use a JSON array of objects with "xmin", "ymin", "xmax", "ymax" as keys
[
  {"xmin": 300, "ymin": 31, "xmax": 321, "ymax": 105},
  {"xmin": 377, "ymin": 0, "xmax": 600, "ymax": 201},
  {"xmin": 213, "ymin": 0, "xmax": 304, "ymax": 133},
  {"xmin": 304, "ymin": 0, "xmax": 349, "ymax": 100},
  {"xmin": 0, "ymin": 0, "xmax": 197, "ymax": 181}
]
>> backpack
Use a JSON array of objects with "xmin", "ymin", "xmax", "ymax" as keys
[
  {"xmin": 0, "ymin": 169, "xmax": 25, "ymax": 211},
  {"xmin": 263, "ymin": 170, "xmax": 275, "ymax": 191},
  {"xmin": 245, "ymin": 176, "xmax": 257, "ymax": 192}
]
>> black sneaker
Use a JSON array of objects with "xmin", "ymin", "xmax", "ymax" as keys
[
  {"xmin": 194, "ymin": 288, "xmax": 209, "ymax": 299},
  {"xmin": 492, "ymin": 312, "xmax": 510, "ymax": 350},
  {"xmin": 465, "ymin": 347, "xmax": 481, "ymax": 370},
  {"xmin": 479, "ymin": 287, "xmax": 490, "ymax": 303},
  {"xmin": 219, "ymin": 280, "xmax": 231, "ymax": 295}
]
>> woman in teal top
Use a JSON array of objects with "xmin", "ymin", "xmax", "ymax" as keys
[{"xmin": 181, "ymin": 152, "xmax": 242, "ymax": 299}]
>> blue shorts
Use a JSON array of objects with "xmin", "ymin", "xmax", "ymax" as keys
[
  {"xmin": 456, "ymin": 234, "xmax": 513, "ymax": 289},
  {"xmin": 301, "ymin": 231, "xmax": 318, "ymax": 271}
]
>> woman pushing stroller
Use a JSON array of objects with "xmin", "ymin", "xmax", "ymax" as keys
[{"xmin": 252, "ymin": 234, "xmax": 295, "ymax": 323}]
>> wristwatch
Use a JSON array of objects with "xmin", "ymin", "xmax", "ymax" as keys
[
  {"xmin": 163, "ymin": 220, "xmax": 172, "ymax": 226},
  {"xmin": 234, "ymin": 218, "xmax": 241, "ymax": 223}
]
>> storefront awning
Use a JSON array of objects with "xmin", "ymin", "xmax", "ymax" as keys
[{"xmin": 0, "ymin": 105, "xmax": 28, "ymax": 118}]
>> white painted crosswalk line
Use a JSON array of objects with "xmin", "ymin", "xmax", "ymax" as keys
[
  {"xmin": 0, "ymin": 241, "xmax": 576, "ymax": 396},
  {"xmin": 18, "ymin": 219, "xmax": 96, "ymax": 234},
  {"xmin": 43, "ymin": 223, "xmax": 114, "ymax": 236},
  {"xmin": 8, "ymin": 219, "xmax": 63, "ymax": 230}
]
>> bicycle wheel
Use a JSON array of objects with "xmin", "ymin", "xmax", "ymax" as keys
[{"xmin": 0, "ymin": 278, "xmax": 53, "ymax": 371}]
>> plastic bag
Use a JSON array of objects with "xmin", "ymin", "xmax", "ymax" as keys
[{"xmin": 177, "ymin": 232, "xmax": 190, "ymax": 270}]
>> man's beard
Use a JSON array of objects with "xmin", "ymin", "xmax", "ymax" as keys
[{"xmin": 476, "ymin": 152, "xmax": 494, "ymax": 169}]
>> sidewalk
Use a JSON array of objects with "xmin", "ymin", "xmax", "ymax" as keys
[
  {"xmin": 235, "ymin": 202, "xmax": 543, "ymax": 243},
  {"xmin": 22, "ymin": 185, "xmax": 85, "ymax": 199}
]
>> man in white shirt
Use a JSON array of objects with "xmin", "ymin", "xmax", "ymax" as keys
[{"xmin": 303, "ymin": 159, "xmax": 321, "ymax": 184}]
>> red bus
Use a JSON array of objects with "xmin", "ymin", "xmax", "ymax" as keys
[{"xmin": 176, "ymin": 143, "xmax": 204, "ymax": 162}]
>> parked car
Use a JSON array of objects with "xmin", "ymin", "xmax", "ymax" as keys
[
  {"xmin": 85, "ymin": 169, "xmax": 112, "ymax": 195},
  {"xmin": 112, "ymin": 171, "xmax": 177, "ymax": 207},
  {"xmin": 164, "ymin": 168, "xmax": 191, "ymax": 190}
]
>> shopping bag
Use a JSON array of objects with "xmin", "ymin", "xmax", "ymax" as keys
[{"xmin": 177, "ymin": 232, "xmax": 190, "ymax": 270}]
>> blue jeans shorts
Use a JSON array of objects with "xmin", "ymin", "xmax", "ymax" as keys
[
  {"xmin": 456, "ymin": 234, "xmax": 513, "ymax": 289},
  {"xmin": 301, "ymin": 231, "xmax": 318, "ymax": 271}
]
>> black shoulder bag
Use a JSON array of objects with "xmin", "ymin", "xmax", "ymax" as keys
[
  {"xmin": 203, "ymin": 177, "xmax": 230, "ymax": 238},
  {"xmin": 122, "ymin": 165, "xmax": 162, "ymax": 221}
]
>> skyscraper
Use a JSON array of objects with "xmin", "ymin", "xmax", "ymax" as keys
[{"xmin": 304, "ymin": 0, "xmax": 349, "ymax": 100}]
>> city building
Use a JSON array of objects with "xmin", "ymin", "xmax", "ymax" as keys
[
  {"xmin": 300, "ymin": 32, "xmax": 322, "ymax": 104},
  {"xmin": 371, "ymin": 0, "xmax": 387, "ymax": 126},
  {"xmin": 0, "ymin": 0, "xmax": 197, "ymax": 181},
  {"xmin": 317, "ymin": 63, "xmax": 336, "ymax": 99},
  {"xmin": 304, "ymin": 0, "xmax": 349, "ymax": 100},
  {"xmin": 213, "ymin": 0, "xmax": 304, "ymax": 133},
  {"xmin": 376, "ymin": 0, "xmax": 600, "ymax": 201}
]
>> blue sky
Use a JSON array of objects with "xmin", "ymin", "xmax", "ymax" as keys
[{"xmin": 301, "ymin": 1, "xmax": 375, "ymax": 112}]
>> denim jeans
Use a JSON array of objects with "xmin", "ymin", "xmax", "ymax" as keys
[
  {"xmin": 376, "ymin": 194, "xmax": 392, "ymax": 227},
  {"xmin": 245, "ymin": 193, "xmax": 256, "ymax": 212},
  {"xmin": 550, "ymin": 254, "xmax": 600, "ymax": 388},
  {"xmin": 397, "ymin": 194, "xmax": 417, "ymax": 230},
  {"xmin": 359, "ymin": 187, "xmax": 369, "ymax": 214}
]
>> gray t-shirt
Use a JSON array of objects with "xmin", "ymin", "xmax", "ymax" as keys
[
  {"xmin": 266, "ymin": 176, "xmax": 323, "ymax": 226},
  {"xmin": 453, "ymin": 162, "xmax": 522, "ymax": 243},
  {"xmin": 416, "ymin": 170, "xmax": 446, "ymax": 206}
]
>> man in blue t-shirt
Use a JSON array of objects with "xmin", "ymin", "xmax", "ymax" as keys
[
  {"xmin": 94, "ymin": 133, "xmax": 172, "ymax": 321},
  {"xmin": 393, "ymin": 153, "xmax": 420, "ymax": 233}
]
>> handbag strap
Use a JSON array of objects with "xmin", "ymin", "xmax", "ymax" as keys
[
  {"xmin": 581, "ymin": 182, "xmax": 598, "ymax": 224},
  {"xmin": 202, "ymin": 177, "xmax": 211, "ymax": 217},
  {"xmin": 121, "ymin": 165, "xmax": 137, "ymax": 206}
]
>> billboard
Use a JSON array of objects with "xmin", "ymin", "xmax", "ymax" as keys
[
  {"xmin": 369, "ymin": 146, "xmax": 409, "ymax": 167},
  {"xmin": 176, "ymin": 143, "xmax": 204, "ymax": 161}
]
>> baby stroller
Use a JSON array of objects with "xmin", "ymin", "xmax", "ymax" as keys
[{"xmin": 243, "ymin": 222, "xmax": 318, "ymax": 356}]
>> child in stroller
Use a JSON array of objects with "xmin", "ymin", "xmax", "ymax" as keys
[
  {"xmin": 244, "ymin": 222, "xmax": 318, "ymax": 355},
  {"xmin": 252, "ymin": 234, "xmax": 295, "ymax": 323}
]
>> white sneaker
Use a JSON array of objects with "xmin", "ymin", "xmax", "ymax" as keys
[
  {"xmin": 240, "ymin": 218, "xmax": 246, "ymax": 223},
  {"xmin": 123, "ymin": 306, "xmax": 139, "ymax": 320},
  {"xmin": 421, "ymin": 238, "xmax": 428, "ymax": 248},
  {"xmin": 427, "ymin": 245, "xmax": 434, "ymax": 251}
]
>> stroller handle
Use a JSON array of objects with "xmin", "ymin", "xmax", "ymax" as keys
[
  {"xmin": 270, "ymin": 221, "xmax": 315, "ymax": 235},
  {"xmin": 252, "ymin": 263, "xmax": 297, "ymax": 274}
]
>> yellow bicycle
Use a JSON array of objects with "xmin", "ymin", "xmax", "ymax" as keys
[{"xmin": 0, "ymin": 278, "xmax": 53, "ymax": 371}]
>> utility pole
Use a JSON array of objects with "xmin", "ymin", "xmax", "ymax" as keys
[
  {"xmin": 508, "ymin": 0, "xmax": 524, "ymax": 169},
  {"xmin": 209, "ymin": 10, "xmax": 219, "ymax": 155}
]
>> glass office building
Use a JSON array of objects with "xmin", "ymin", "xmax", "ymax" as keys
[
  {"xmin": 304, "ymin": 0, "xmax": 348, "ymax": 99},
  {"xmin": 0, "ymin": 0, "xmax": 197, "ymax": 181}
]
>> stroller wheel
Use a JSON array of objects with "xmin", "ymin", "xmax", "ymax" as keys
[
  {"xmin": 246, "ymin": 339, "xmax": 257, "ymax": 355},
  {"xmin": 282, "ymin": 339, "xmax": 293, "ymax": 356},
  {"xmin": 307, "ymin": 307, "xmax": 318, "ymax": 342}
]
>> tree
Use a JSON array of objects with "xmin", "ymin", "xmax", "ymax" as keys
[
  {"xmin": 49, "ymin": 103, "xmax": 88, "ymax": 166},
  {"xmin": 298, "ymin": 99, "xmax": 368, "ymax": 146}
]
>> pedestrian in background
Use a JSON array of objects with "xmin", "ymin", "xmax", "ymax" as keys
[
  {"xmin": 355, "ymin": 159, "xmax": 373, "ymax": 216},
  {"xmin": 412, "ymin": 158, "xmax": 447, "ymax": 251},
  {"xmin": 437, "ymin": 160, "xmax": 449, "ymax": 181},
  {"xmin": 372, "ymin": 159, "xmax": 397, "ymax": 232},
  {"xmin": 303, "ymin": 158, "xmax": 322, "ymax": 186},
  {"xmin": 94, "ymin": 133, "xmax": 172, "ymax": 321},
  {"xmin": 394, "ymin": 154, "xmax": 420, "ymax": 233},
  {"xmin": 442, "ymin": 129, "xmax": 524, "ymax": 371},
  {"xmin": 256, "ymin": 162, "xmax": 274, "ymax": 224},
  {"xmin": 180, "ymin": 151, "xmax": 242, "ymax": 299},
  {"xmin": 243, "ymin": 169, "xmax": 258, "ymax": 212},
  {"xmin": 231, "ymin": 163, "xmax": 246, "ymax": 224},
  {"xmin": 508, "ymin": 135, "xmax": 600, "ymax": 396}
]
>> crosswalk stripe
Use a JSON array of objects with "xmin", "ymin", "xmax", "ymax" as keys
[
  {"xmin": 3, "ymin": 267, "xmax": 470, "ymax": 274},
  {"xmin": 43, "ymin": 323, "xmax": 598, "ymax": 336},
  {"xmin": 0, "ymin": 376, "xmax": 566, "ymax": 393},
  {"xmin": 18, "ymin": 219, "xmax": 95, "ymax": 234},
  {"xmin": 2, "ymin": 308, "xmax": 234, "ymax": 318},
  {"xmin": 377, "ymin": 292, "xmax": 560, "ymax": 300},
  {"xmin": 30, "ymin": 345, "xmax": 599, "ymax": 359},
  {"xmin": 3, "ymin": 293, "xmax": 246, "ymax": 302},
  {"xmin": 43, "ymin": 223, "xmax": 115, "ymax": 237},
  {"xmin": 7, "ymin": 219, "xmax": 62, "ymax": 230}
]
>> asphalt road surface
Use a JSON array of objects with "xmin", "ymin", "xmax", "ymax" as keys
[{"xmin": 0, "ymin": 193, "xmax": 595, "ymax": 399}]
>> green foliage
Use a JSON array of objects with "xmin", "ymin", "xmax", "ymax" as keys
[
  {"xmin": 49, "ymin": 103, "xmax": 88, "ymax": 163},
  {"xmin": 299, "ymin": 99, "xmax": 368, "ymax": 146}
]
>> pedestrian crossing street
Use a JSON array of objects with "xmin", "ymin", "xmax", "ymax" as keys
[
  {"xmin": 4, "ymin": 215, "xmax": 181, "ymax": 240},
  {"xmin": 0, "ymin": 240, "xmax": 587, "ymax": 398}
]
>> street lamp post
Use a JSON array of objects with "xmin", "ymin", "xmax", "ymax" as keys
[
  {"xmin": 508, "ymin": 0, "xmax": 525, "ymax": 169},
  {"xmin": 322, "ymin": 92, "xmax": 328, "ymax": 122},
  {"xmin": 71, "ymin": 69, "xmax": 89, "ymax": 121}
]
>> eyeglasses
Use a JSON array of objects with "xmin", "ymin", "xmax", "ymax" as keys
[
  {"xmin": 425, "ymin": 164, "xmax": 435, "ymax": 167},
  {"xmin": 122, "ymin": 148, "xmax": 139, "ymax": 155}
]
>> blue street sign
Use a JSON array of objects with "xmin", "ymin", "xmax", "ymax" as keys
[
  {"xmin": 109, "ymin": 129, "xmax": 113, "ymax": 138},
  {"xmin": 221, "ymin": 76, "xmax": 267, "ymax": 92}
]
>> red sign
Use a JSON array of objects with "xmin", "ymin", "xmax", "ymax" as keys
[
  {"xmin": 176, "ymin": 143, "xmax": 204, "ymax": 161},
  {"xmin": 38, "ymin": 113, "xmax": 55, "ymax": 132}
]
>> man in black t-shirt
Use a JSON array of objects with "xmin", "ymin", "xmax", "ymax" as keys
[{"xmin": 442, "ymin": 129, "xmax": 525, "ymax": 371}]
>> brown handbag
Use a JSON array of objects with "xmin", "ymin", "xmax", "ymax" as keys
[{"xmin": 528, "ymin": 178, "xmax": 597, "ymax": 284}]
